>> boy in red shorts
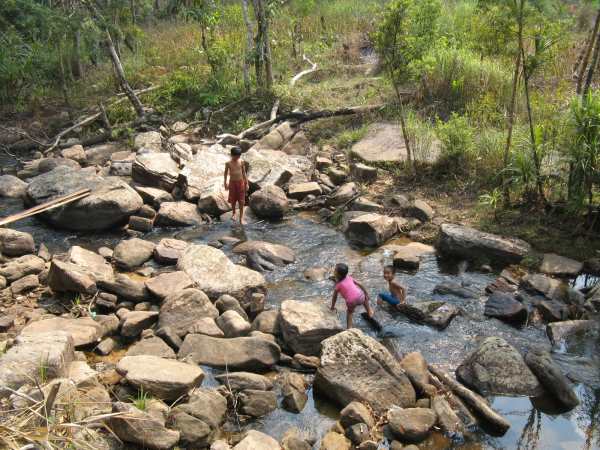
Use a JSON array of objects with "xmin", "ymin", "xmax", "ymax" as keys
[{"xmin": 224, "ymin": 146, "xmax": 249, "ymax": 225}]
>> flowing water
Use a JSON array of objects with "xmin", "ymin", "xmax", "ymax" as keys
[{"xmin": 2, "ymin": 189, "xmax": 600, "ymax": 449}]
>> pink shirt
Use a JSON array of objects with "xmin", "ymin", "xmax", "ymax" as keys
[{"xmin": 335, "ymin": 275, "xmax": 364, "ymax": 304}]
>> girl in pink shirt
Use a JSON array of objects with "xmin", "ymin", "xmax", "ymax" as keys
[{"xmin": 330, "ymin": 263, "xmax": 373, "ymax": 329}]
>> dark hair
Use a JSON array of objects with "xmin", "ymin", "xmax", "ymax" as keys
[
  {"xmin": 335, "ymin": 263, "xmax": 349, "ymax": 279},
  {"xmin": 230, "ymin": 146, "xmax": 242, "ymax": 157},
  {"xmin": 384, "ymin": 265, "xmax": 396, "ymax": 274}
]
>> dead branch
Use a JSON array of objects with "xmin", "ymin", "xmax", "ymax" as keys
[
  {"xmin": 270, "ymin": 99, "xmax": 280, "ymax": 120},
  {"xmin": 290, "ymin": 54, "xmax": 318, "ymax": 87}
]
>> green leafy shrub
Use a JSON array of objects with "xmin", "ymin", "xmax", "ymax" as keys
[{"xmin": 435, "ymin": 113, "xmax": 475, "ymax": 175}]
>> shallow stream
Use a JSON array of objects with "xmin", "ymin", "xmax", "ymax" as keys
[{"xmin": 2, "ymin": 193, "xmax": 600, "ymax": 449}]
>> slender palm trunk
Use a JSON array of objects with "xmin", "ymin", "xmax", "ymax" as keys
[
  {"xmin": 577, "ymin": 9, "xmax": 600, "ymax": 94},
  {"xmin": 391, "ymin": 79, "xmax": 413, "ymax": 169},
  {"xmin": 503, "ymin": 41, "xmax": 522, "ymax": 204},
  {"xmin": 583, "ymin": 18, "xmax": 600, "ymax": 98},
  {"xmin": 241, "ymin": 0, "xmax": 254, "ymax": 93}
]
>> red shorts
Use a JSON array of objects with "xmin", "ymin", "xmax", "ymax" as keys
[{"xmin": 228, "ymin": 180, "xmax": 247, "ymax": 204}]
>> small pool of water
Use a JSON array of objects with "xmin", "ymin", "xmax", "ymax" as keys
[{"xmin": 3, "ymin": 198, "xmax": 600, "ymax": 449}]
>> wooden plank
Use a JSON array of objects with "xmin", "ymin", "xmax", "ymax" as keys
[{"xmin": 0, "ymin": 189, "xmax": 91, "ymax": 227}]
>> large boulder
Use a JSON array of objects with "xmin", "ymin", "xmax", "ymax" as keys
[
  {"xmin": 158, "ymin": 288, "xmax": 219, "ymax": 337},
  {"xmin": 21, "ymin": 316, "xmax": 104, "ymax": 348},
  {"xmin": 0, "ymin": 229, "xmax": 35, "ymax": 256},
  {"xmin": 385, "ymin": 242, "xmax": 435, "ymax": 270},
  {"xmin": 279, "ymin": 300, "xmax": 344, "ymax": 356},
  {"xmin": 0, "ymin": 175, "xmax": 27, "ymax": 198},
  {"xmin": 345, "ymin": 213, "xmax": 398, "ymax": 247},
  {"xmin": 0, "ymin": 331, "xmax": 74, "ymax": 398},
  {"xmin": 197, "ymin": 180, "xmax": 231, "ymax": 216},
  {"xmin": 154, "ymin": 238, "xmax": 189, "ymax": 265},
  {"xmin": 249, "ymin": 185, "xmax": 289, "ymax": 219},
  {"xmin": 456, "ymin": 337, "xmax": 542, "ymax": 396},
  {"xmin": 288, "ymin": 182, "xmax": 322, "ymax": 200},
  {"xmin": 244, "ymin": 148, "xmax": 311, "ymax": 190},
  {"xmin": 48, "ymin": 259, "xmax": 97, "ymax": 294},
  {"xmin": 109, "ymin": 402, "xmax": 180, "ymax": 450},
  {"xmin": 438, "ymin": 223, "xmax": 531, "ymax": 265},
  {"xmin": 113, "ymin": 238, "xmax": 156, "ymax": 270},
  {"xmin": 233, "ymin": 240, "xmax": 295, "ymax": 266},
  {"xmin": 155, "ymin": 201, "xmax": 205, "ymax": 227},
  {"xmin": 116, "ymin": 355, "xmax": 204, "ymax": 400},
  {"xmin": 67, "ymin": 246, "xmax": 114, "ymax": 282},
  {"xmin": 132, "ymin": 153, "xmax": 180, "ymax": 190},
  {"xmin": 178, "ymin": 244, "xmax": 266, "ymax": 301},
  {"xmin": 25, "ymin": 166, "xmax": 143, "ymax": 231},
  {"xmin": 178, "ymin": 145, "xmax": 230, "ymax": 201},
  {"xmin": 540, "ymin": 253, "xmax": 583, "ymax": 277},
  {"xmin": 135, "ymin": 186, "xmax": 174, "ymax": 209},
  {"xmin": 146, "ymin": 271, "xmax": 194, "ymax": 300},
  {"xmin": 350, "ymin": 123, "xmax": 408, "ymax": 164},
  {"xmin": 178, "ymin": 334, "xmax": 280, "ymax": 371},
  {"xmin": 315, "ymin": 329, "xmax": 416, "ymax": 414}
]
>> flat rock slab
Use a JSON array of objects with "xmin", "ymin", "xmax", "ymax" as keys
[
  {"xmin": 178, "ymin": 244, "xmax": 266, "ymax": 301},
  {"xmin": 68, "ymin": 246, "xmax": 114, "ymax": 282},
  {"xmin": 315, "ymin": 329, "xmax": 416, "ymax": 414},
  {"xmin": 146, "ymin": 271, "xmax": 194, "ymax": 300},
  {"xmin": 439, "ymin": 223, "xmax": 531, "ymax": 265},
  {"xmin": 117, "ymin": 355, "xmax": 204, "ymax": 400},
  {"xmin": 22, "ymin": 317, "xmax": 104, "ymax": 348},
  {"xmin": 456, "ymin": 336, "xmax": 542, "ymax": 397},
  {"xmin": 132, "ymin": 152, "xmax": 179, "ymax": 190},
  {"xmin": 0, "ymin": 331, "xmax": 74, "ymax": 397},
  {"xmin": 233, "ymin": 240, "xmax": 296, "ymax": 265},
  {"xmin": 351, "ymin": 123, "xmax": 408, "ymax": 163},
  {"xmin": 178, "ymin": 334, "xmax": 280, "ymax": 371},
  {"xmin": 25, "ymin": 166, "xmax": 143, "ymax": 231},
  {"xmin": 540, "ymin": 253, "xmax": 583, "ymax": 277},
  {"xmin": 279, "ymin": 300, "xmax": 344, "ymax": 356}
]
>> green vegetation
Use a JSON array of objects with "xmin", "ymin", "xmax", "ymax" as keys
[{"xmin": 130, "ymin": 387, "xmax": 151, "ymax": 411}]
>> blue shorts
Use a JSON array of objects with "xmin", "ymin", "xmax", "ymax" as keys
[{"xmin": 379, "ymin": 292, "xmax": 400, "ymax": 306}]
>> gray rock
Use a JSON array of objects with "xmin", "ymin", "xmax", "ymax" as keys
[
  {"xmin": 540, "ymin": 253, "xmax": 583, "ymax": 277},
  {"xmin": 22, "ymin": 316, "xmax": 104, "ymax": 348},
  {"xmin": 128, "ymin": 216, "xmax": 153, "ymax": 232},
  {"xmin": 197, "ymin": 180, "xmax": 231, "ymax": 216},
  {"xmin": 340, "ymin": 401, "xmax": 375, "ymax": 429},
  {"xmin": 238, "ymin": 389, "xmax": 278, "ymax": 417},
  {"xmin": 95, "ymin": 337, "xmax": 117, "ymax": 355},
  {"xmin": 120, "ymin": 311, "xmax": 159, "ymax": 338},
  {"xmin": 156, "ymin": 326, "xmax": 183, "ymax": 351},
  {"xmin": 214, "ymin": 372, "xmax": 273, "ymax": 392},
  {"xmin": 288, "ymin": 181, "xmax": 322, "ymax": 200},
  {"xmin": 25, "ymin": 166, "xmax": 143, "ymax": 231},
  {"xmin": 431, "ymin": 396, "xmax": 463, "ymax": 434},
  {"xmin": 400, "ymin": 352, "xmax": 436, "ymax": 398},
  {"xmin": 48, "ymin": 259, "xmax": 96, "ymax": 294},
  {"xmin": 345, "ymin": 213, "xmax": 397, "ymax": 247},
  {"xmin": 169, "ymin": 410, "xmax": 213, "ymax": 448},
  {"xmin": 135, "ymin": 186, "xmax": 174, "ymax": 209},
  {"xmin": 0, "ymin": 331, "xmax": 74, "ymax": 397},
  {"xmin": 98, "ymin": 273, "xmax": 151, "ymax": 302},
  {"xmin": 159, "ymin": 288, "xmax": 219, "ymax": 337},
  {"xmin": 178, "ymin": 244, "xmax": 266, "ymax": 301},
  {"xmin": 546, "ymin": 320, "xmax": 598, "ymax": 345},
  {"xmin": 0, "ymin": 175, "xmax": 27, "ymax": 198},
  {"xmin": 178, "ymin": 145, "xmax": 230, "ymax": 201},
  {"xmin": 216, "ymin": 310, "xmax": 251, "ymax": 337},
  {"xmin": 351, "ymin": 197, "xmax": 384, "ymax": 213},
  {"xmin": 282, "ymin": 372, "xmax": 308, "ymax": 413},
  {"xmin": 315, "ymin": 329, "xmax": 416, "ymax": 414},
  {"xmin": 252, "ymin": 310, "xmax": 280, "ymax": 335},
  {"xmin": 350, "ymin": 123, "xmax": 408, "ymax": 164},
  {"xmin": 280, "ymin": 300, "xmax": 343, "ymax": 356},
  {"xmin": 153, "ymin": 238, "xmax": 189, "ymax": 264},
  {"xmin": 178, "ymin": 334, "xmax": 280, "ymax": 370},
  {"xmin": 155, "ymin": 201, "xmax": 205, "ymax": 227},
  {"xmin": 328, "ymin": 182, "xmax": 357, "ymax": 207},
  {"xmin": 456, "ymin": 336, "xmax": 542, "ymax": 396},
  {"xmin": 134, "ymin": 131, "xmax": 163, "ymax": 152},
  {"xmin": 388, "ymin": 407, "xmax": 437, "ymax": 442},
  {"xmin": 249, "ymin": 185, "xmax": 289, "ymax": 219},
  {"xmin": 387, "ymin": 242, "xmax": 435, "ymax": 270},
  {"xmin": 10, "ymin": 274, "xmax": 39, "ymax": 294},
  {"xmin": 61, "ymin": 144, "xmax": 87, "ymax": 164},
  {"xmin": 233, "ymin": 430, "xmax": 280, "ymax": 450},
  {"xmin": 439, "ymin": 223, "xmax": 531, "ymax": 265},
  {"xmin": 109, "ymin": 402, "xmax": 180, "ymax": 450},
  {"xmin": 525, "ymin": 348, "xmax": 579, "ymax": 409},
  {"xmin": 126, "ymin": 336, "xmax": 176, "ymax": 359},
  {"xmin": 0, "ymin": 254, "xmax": 45, "ymax": 282},
  {"xmin": 0, "ymin": 229, "xmax": 35, "ymax": 257},
  {"xmin": 37, "ymin": 157, "xmax": 80, "ymax": 174},
  {"xmin": 433, "ymin": 281, "xmax": 477, "ymax": 299},
  {"xmin": 215, "ymin": 294, "xmax": 249, "ymax": 321},
  {"xmin": 233, "ymin": 240, "xmax": 296, "ymax": 266},
  {"xmin": 190, "ymin": 317, "xmax": 225, "ymax": 337},
  {"xmin": 345, "ymin": 423, "xmax": 369, "ymax": 446},
  {"xmin": 484, "ymin": 292, "xmax": 528, "ymax": 325},
  {"xmin": 85, "ymin": 143, "xmax": 123, "ymax": 165},
  {"xmin": 350, "ymin": 163, "xmax": 378, "ymax": 182},
  {"xmin": 405, "ymin": 199, "xmax": 434, "ymax": 222},
  {"xmin": 113, "ymin": 238, "xmax": 156, "ymax": 270},
  {"xmin": 117, "ymin": 355, "xmax": 204, "ymax": 400},
  {"xmin": 133, "ymin": 153, "xmax": 180, "ymax": 190},
  {"xmin": 320, "ymin": 431, "xmax": 351, "ymax": 450},
  {"xmin": 146, "ymin": 271, "xmax": 194, "ymax": 300}
]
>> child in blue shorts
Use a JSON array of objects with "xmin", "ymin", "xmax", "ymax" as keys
[{"xmin": 377, "ymin": 265, "xmax": 406, "ymax": 310}]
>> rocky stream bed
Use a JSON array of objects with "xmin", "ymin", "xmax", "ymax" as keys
[{"xmin": 0, "ymin": 121, "xmax": 599, "ymax": 450}]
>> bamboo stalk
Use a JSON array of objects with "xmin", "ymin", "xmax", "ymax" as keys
[{"xmin": 0, "ymin": 189, "xmax": 90, "ymax": 227}]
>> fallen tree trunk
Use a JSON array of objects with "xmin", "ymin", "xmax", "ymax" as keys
[
  {"xmin": 428, "ymin": 364, "xmax": 510, "ymax": 434},
  {"xmin": 428, "ymin": 367, "xmax": 477, "ymax": 429},
  {"xmin": 290, "ymin": 54, "xmax": 318, "ymax": 87}
]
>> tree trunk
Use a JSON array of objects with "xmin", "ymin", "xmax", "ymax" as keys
[
  {"xmin": 391, "ymin": 80, "xmax": 413, "ymax": 169},
  {"xmin": 502, "ymin": 8, "xmax": 524, "ymax": 205},
  {"xmin": 263, "ymin": 4, "xmax": 273, "ymax": 89},
  {"xmin": 252, "ymin": 0, "xmax": 264, "ymax": 88},
  {"xmin": 72, "ymin": 30, "xmax": 83, "ymax": 78},
  {"xmin": 583, "ymin": 18, "xmax": 600, "ymax": 98},
  {"xmin": 577, "ymin": 9, "xmax": 600, "ymax": 95},
  {"xmin": 58, "ymin": 39, "xmax": 73, "ymax": 115},
  {"xmin": 105, "ymin": 30, "xmax": 145, "ymax": 118},
  {"xmin": 241, "ymin": 0, "xmax": 254, "ymax": 93}
]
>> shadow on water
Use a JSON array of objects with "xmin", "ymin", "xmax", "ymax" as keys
[{"xmin": 2, "ymin": 198, "xmax": 600, "ymax": 449}]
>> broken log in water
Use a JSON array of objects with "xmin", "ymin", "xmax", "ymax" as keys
[
  {"xmin": 0, "ymin": 189, "xmax": 91, "ymax": 227},
  {"xmin": 428, "ymin": 364, "xmax": 511, "ymax": 434}
]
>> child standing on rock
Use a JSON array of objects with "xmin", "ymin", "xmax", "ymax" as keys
[
  {"xmin": 224, "ymin": 146, "xmax": 249, "ymax": 225},
  {"xmin": 330, "ymin": 263, "xmax": 373, "ymax": 329}
]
